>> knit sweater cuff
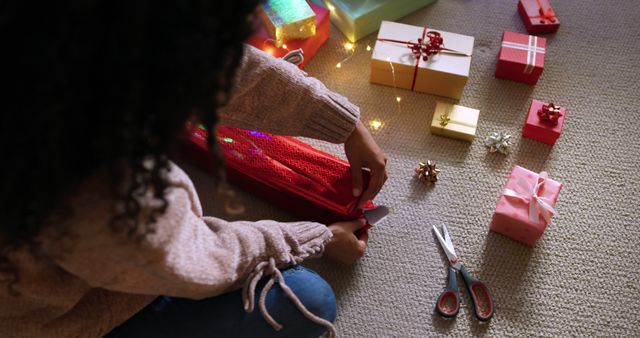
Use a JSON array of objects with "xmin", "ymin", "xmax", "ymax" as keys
[
  {"xmin": 285, "ymin": 221, "xmax": 333, "ymax": 257},
  {"xmin": 304, "ymin": 91, "xmax": 360, "ymax": 144}
]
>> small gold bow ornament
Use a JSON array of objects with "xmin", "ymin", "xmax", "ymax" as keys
[
  {"xmin": 415, "ymin": 160, "xmax": 440, "ymax": 185},
  {"xmin": 439, "ymin": 114, "xmax": 451, "ymax": 127}
]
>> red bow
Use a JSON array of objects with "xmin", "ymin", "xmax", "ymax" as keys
[
  {"xmin": 538, "ymin": 103, "xmax": 563, "ymax": 125},
  {"xmin": 409, "ymin": 32, "xmax": 444, "ymax": 61},
  {"xmin": 533, "ymin": 0, "xmax": 557, "ymax": 23}
]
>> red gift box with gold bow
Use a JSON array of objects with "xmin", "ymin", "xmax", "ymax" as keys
[
  {"xmin": 182, "ymin": 124, "xmax": 374, "ymax": 231},
  {"xmin": 518, "ymin": 0, "xmax": 560, "ymax": 35}
]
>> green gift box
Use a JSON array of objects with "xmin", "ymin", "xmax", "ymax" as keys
[
  {"xmin": 312, "ymin": 0, "xmax": 436, "ymax": 42},
  {"xmin": 260, "ymin": 0, "xmax": 317, "ymax": 47}
]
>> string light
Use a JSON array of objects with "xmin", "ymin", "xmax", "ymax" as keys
[
  {"xmin": 335, "ymin": 62, "xmax": 342, "ymax": 68},
  {"xmin": 366, "ymin": 45, "xmax": 372, "ymax": 51},
  {"xmin": 344, "ymin": 42, "xmax": 354, "ymax": 51},
  {"xmin": 396, "ymin": 96, "xmax": 402, "ymax": 103},
  {"xmin": 223, "ymin": 137, "xmax": 234, "ymax": 143},
  {"xmin": 369, "ymin": 119, "xmax": 383, "ymax": 131},
  {"xmin": 282, "ymin": 44, "xmax": 288, "ymax": 50}
]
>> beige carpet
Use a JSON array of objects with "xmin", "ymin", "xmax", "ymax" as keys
[{"xmin": 185, "ymin": 0, "xmax": 640, "ymax": 336}]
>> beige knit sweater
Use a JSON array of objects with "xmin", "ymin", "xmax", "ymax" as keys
[{"xmin": 0, "ymin": 46, "xmax": 360, "ymax": 338}]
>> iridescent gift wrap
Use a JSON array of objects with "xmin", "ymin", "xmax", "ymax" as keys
[{"xmin": 260, "ymin": 0, "xmax": 316, "ymax": 47}]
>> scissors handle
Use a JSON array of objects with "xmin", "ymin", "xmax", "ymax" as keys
[
  {"xmin": 435, "ymin": 267, "xmax": 460, "ymax": 318},
  {"xmin": 460, "ymin": 265, "xmax": 494, "ymax": 321}
]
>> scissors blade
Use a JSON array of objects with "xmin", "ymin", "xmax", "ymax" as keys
[
  {"xmin": 432, "ymin": 224, "xmax": 462, "ymax": 270},
  {"xmin": 363, "ymin": 205, "xmax": 390, "ymax": 226}
]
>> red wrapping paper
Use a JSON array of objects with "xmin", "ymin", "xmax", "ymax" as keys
[
  {"xmin": 247, "ymin": 2, "xmax": 330, "ymax": 69},
  {"xmin": 495, "ymin": 31, "xmax": 546, "ymax": 85},
  {"xmin": 182, "ymin": 124, "xmax": 374, "ymax": 231},
  {"xmin": 518, "ymin": 0, "xmax": 560, "ymax": 35}
]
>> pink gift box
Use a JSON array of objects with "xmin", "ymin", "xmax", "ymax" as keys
[
  {"xmin": 522, "ymin": 99, "xmax": 566, "ymax": 145},
  {"xmin": 495, "ymin": 31, "xmax": 546, "ymax": 85},
  {"xmin": 490, "ymin": 166, "xmax": 562, "ymax": 246},
  {"xmin": 518, "ymin": 0, "xmax": 560, "ymax": 34}
]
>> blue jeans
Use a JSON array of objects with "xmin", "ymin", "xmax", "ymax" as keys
[{"xmin": 105, "ymin": 266, "xmax": 336, "ymax": 338}]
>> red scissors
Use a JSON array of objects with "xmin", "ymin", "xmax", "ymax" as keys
[{"xmin": 432, "ymin": 224, "xmax": 494, "ymax": 321}]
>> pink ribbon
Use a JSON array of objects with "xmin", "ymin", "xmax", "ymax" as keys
[{"xmin": 502, "ymin": 171, "xmax": 557, "ymax": 224}]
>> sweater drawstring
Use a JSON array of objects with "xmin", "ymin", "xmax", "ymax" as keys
[{"xmin": 242, "ymin": 257, "xmax": 336, "ymax": 338}]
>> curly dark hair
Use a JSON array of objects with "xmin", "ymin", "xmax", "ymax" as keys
[{"xmin": 0, "ymin": 0, "xmax": 261, "ymax": 253}]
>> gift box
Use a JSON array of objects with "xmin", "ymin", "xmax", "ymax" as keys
[
  {"xmin": 490, "ymin": 166, "xmax": 562, "ymax": 246},
  {"xmin": 495, "ymin": 31, "xmax": 546, "ymax": 85},
  {"xmin": 518, "ymin": 0, "xmax": 560, "ymax": 34},
  {"xmin": 311, "ymin": 0, "xmax": 436, "ymax": 42},
  {"xmin": 259, "ymin": 0, "xmax": 316, "ymax": 47},
  {"xmin": 522, "ymin": 99, "xmax": 566, "ymax": 145},
  {"xmin": 429, "ymin": 101, "xmax": 479, "ymax": 142},
  {"xmin": 370, "ymin": 21, "xmax": 474, "ymax": 100},
  {"xmin": 182, "ymin": 124, "xmax": 375, "ymax": 231},
  {"xmin": 249, "ymin": 2, "xmax": 329, "ymax": 68}
]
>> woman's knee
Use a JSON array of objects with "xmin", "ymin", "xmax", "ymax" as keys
[{"xmin": 281, "ymin": 266, "xmax": 337, "ymax": 323}]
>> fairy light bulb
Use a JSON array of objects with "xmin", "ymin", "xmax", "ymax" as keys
[
  {"xmin": 369, "ymin": 119, "xmax": 383, "ymax": 131},
  {"xmin": 366, "ymin": 45, "xmax": 372, "ymax": 51},
  {"xmin": 396, "ymin": 96, "xmax": 402, "ymax": 103},
  {"xmin": 336, "ymin": 62, "xmax": 342, "ymax": 68},
  {"xmin": 344, "ymin": 42, "xmax": 354, "ymax": 51},
  {"xmin": 282, "ymin": 44, "xmax": 288, "ymax": 49}
]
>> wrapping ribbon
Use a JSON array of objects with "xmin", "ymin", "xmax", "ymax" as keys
[
  {"xmin": 501, "ymin": 35, "xmax": 545, "ymax": 74},
  {"xmin": 378, "ymin": 27, "xmax": 472, "ymax": 91},
  {"xmin": 537, "ymin": 102, "xmax": 563, "ymax": 125},
  {"xmin": 502, "ymin": 171, "xmax": 557, "ymax": 225},
  {"xmin": 530, "ymin": 0, "xmax": 557, "ymax": 24}
]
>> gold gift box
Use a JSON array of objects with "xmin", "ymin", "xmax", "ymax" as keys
[
  {"xmin": 370, "ymin": 21, "xmax": 474, "ymax": 100},
  {"xmin": 259, "ymin": 0, "xmax": 316, "ymax": 47},
  {"xmin": 430, "ymin": 102, "xmax": 479, "ymax": 142}
]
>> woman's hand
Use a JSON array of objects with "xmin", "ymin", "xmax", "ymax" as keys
[
  {"xmin": 323, "ymin": 219, "xmax": 369, "ymax": 265},
  {"xmin": 344, "ymin": 120, "xmax": 388, "ymax": 208}
]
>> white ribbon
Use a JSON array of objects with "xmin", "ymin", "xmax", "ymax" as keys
[
  {"xmin": 502, "ymin": 171, "xmax": 557, "ymax": 224},
  {"xmin": 501, "ymin": 35, "xmax": 544, "ymax": 74}
]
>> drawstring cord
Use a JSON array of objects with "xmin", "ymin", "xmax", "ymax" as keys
[
  {"xmin": 242, "ymin": 255, "xmax": 336, "ymax": 337},
  {"xmin": 280, "ymin": 48, "xmax": 304, "ymax": 66}
]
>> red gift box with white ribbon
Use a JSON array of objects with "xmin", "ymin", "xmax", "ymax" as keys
[
  {"xmin": 495, "ymin": 31, "xmax": 546, "ymax": 85},
  {"xmin": 518, "ymin": 0, "xmax": 560, "ymax": 35}
]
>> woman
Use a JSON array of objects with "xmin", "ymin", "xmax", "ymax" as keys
[{"xmin": 0, "ymin": 1, "xmax": 387, "ymax": 337}]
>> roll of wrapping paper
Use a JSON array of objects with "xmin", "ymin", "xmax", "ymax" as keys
[
  {"xmin": 183, "ymin": 124, "xmax": 375, "ymax": 232},
  {"xmin": 259, "ymin": 0, "xmax": 316, "ymax": 47}
]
